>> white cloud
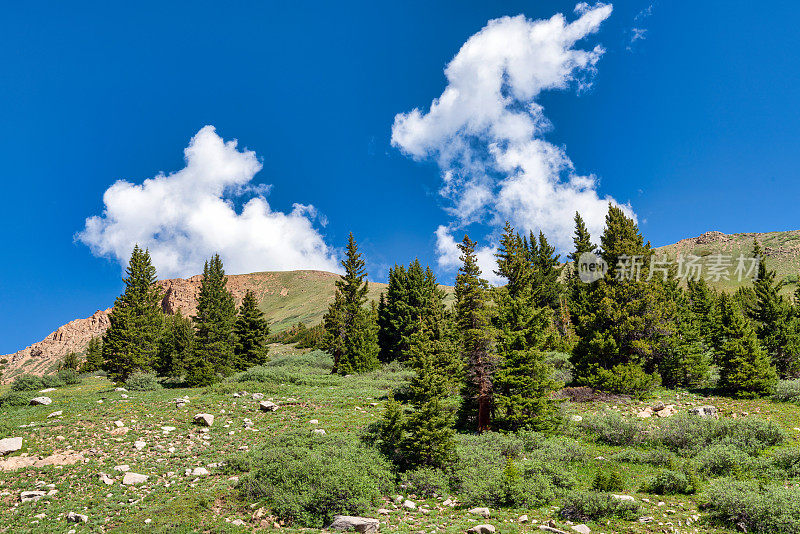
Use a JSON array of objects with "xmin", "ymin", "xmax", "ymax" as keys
[
  {"xmin": 392, "ymin": 3, "xmax": 635, "ymax": 279},
  {"xmin": 78, "ymin": 126, "xmax": 339, "ymax": 278}
]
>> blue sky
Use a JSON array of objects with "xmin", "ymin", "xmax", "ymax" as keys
[{"xmin": 2, "ymin": 1, "xmax": 799, "ymax": 354}]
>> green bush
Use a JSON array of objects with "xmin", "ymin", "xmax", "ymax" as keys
[
  {"xmin": 125, "ymin": 372, "xmax": 162, "ymax": 391},
  {"xmin": 234, "ymin": 431, "xmax": 393, "ymax": 528},
  {"xmin": 400, "ymin": 467, "xmax": 450, "ymax": 498},
  {"xmin": 611, "ymin": 448, "xmax": 676, "ymax": 467},
  {"xmin": 0, "ymin": 391, "xmax": 30, "ymax": 408},
  {"xmin": 582, "ymin": 412, "xmax": 642, "ymax": 446},
  {"xmin": 652, "ymin": 413, "xmax": 713, "ymax": 453},
  {"xmin": 545, "ymin": 351, "xmax": 574, "ymax": 384},
  {"xmin": 56, "ymin": 368, "xmax": 81, "ymax": 385},
  {"xmin": 39, "ymin": 375, "xmax": 64, "ymax": 388},
  {"xmin": 774, "ymin": 380, "xmax": 800, "ymax": 403},
  {"xmin": 641, "ymin": 469, "xmax": 696, "ymax": 495},
  {"xmin": 711, "ymin": 418, "xmax": 786, "ymax": 456},
  {"xmin": 11, "ymin": 374, "xmax": 43, "ymax": 391},
  {"xmin": 560, "ymin": 491, "xmax": 640, "ymax": 522},
  {"xmin": 594, "ymin": 363, "xmax": 661, "ymax": 399},
  {"xmin": 768, "ymin": 448, "xmax": 800, "ymax": 478},
  {"xmin": 694, "ymin": 443, "xmax": 752, "ymax": 477},
  {"xmin": 591, "ymin": 470, "xmax": 625, "ymax": 492},
  {"xmin": 700, "ymin": 479, "xmax": 800, "ymax": 533}
]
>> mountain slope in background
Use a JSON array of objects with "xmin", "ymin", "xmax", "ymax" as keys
[{"xmin": 3, "ymin": 229, "xmax": 799, "ymax": 382}]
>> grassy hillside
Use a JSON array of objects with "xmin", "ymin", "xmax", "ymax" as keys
[
  {"xmin": 1, "ymin": 347, "xmax": 799, "ymax": 533},
  {"xmin": 655, "ymin": 230, "xmax": 800, "ymax": 294}
]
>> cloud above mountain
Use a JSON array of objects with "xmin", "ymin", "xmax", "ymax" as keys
[
  {"xmin": 392, "ymin": 3, "xmax": 634, "ymax": 281},
  {"xmin": 77, "ymin": 126, "xmax": 339, "ymax": 278}
]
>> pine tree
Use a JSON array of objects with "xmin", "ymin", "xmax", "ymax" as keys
[
  {"xmin": 81, "ymin": 336, "xmax": 104, "ymax": 373},
  {"xmin": 599, "ymin": 203, "xmax": 652, "ymax": 276},
  {"xmin": 529, "ymin": 231, "xmax": 563, "ymax": 310},
  {"xmin": 717, "ymin": 295, "xmax": 777, "ymax": 398},
  {"xmin": 102, "ymin": 245, "xmax": 165, "ymax": 382},
  {"xmin": 187, "ymin": 254, "xmax": 237, "ymax": 386},
  {"xmin": 568, "ymin": 211, "xmax": 596, "ymax": 264},
  {"xmin": 156, "ymin": 310, "xmax": 194, "ymax": 378},
  {"xmin": 455, "ymin": 235, "xmax": 496, "ymax": 432},
  {"xmin": 234, "ymin": 290, "xmax": 270, "ymax": 370},
  {"xmin": 323, "ymin": 233, "xmax": 379, "ymax": 374}
]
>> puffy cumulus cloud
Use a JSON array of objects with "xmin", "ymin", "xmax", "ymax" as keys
[
  {"xmin": 78, "ymin": 126, "xmax": 339, "ymax": 278},
  {"xmin": 392, "ymin": 3, "xmax": 635, "ymax": 278},
  {"xmin": 435, "ymin": 226, "xmax": 504, "ymax": 285}
]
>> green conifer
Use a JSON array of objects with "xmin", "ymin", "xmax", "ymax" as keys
[
  {"xmin": 81, "ymin": 336, "xmax": 104, "ymax": 373},
  {"xmin": 234, "ymin": 290, "xmax": 270, "ymax": 370},
  {"xmin": 156, "ymin": 310, "xmax": 194, "ymax": 378},
  {"xmin": 102, "ymin": 245, "xmax": 165, "ymax": 382}
]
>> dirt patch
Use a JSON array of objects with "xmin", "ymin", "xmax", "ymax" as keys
[{"xmin": 0, "ymin": 451, "xmax": 85, "ymax": 471}]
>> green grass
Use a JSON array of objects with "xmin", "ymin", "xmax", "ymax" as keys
[{"xmin": 1, "ymin": 349, "xmax": 799, "ymax": 533}]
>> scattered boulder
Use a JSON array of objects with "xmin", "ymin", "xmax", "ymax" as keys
[
  {"xmin": 30, "ymin": 397, "xmax": 52, "ymax": 406},
  {"xmin": 518, "ymin": 514, "xmax": 528, "ymax": 522},
  {"xmin": 539, "ymin": 526, "xmax": 568, "ymax": 534},
  {"xmin": 329, "ymin": 515, "xmax": 380, "ymax": 533},
  {"xmin": 689, "ymin": 405, "xmax": 719, "ymax": 418},
  {"xmin": 39, "ymin": 388, "xmax": 57, "ymax": 393},
  {"xmin": 98, "ymin": 473, "xmax": 114, "ymax": 485},
  {"xmin": 611, "ymin": 494, "xmax": 635, "ymax": 502},
  {"xmin": 191, "ymin": 467, "xmax": 210, "ymax": 477},
  {"xmin": 175, "ymin": 397, "xmax": 190, "ymax": 408},
  {"xmin": 572, "ymin": 525, "xmax": 591, "ymax": 534},
  {"xmin": 637, "ymin": 408, "xmax": 653, "ymax": 418},
  {"xmin": 66, "ymin": 512, "xmax": 88, "ymax": 523},
  {"xmin": 122, "ymin": 472, "xmax": 148, "ymax": 485},
  {"xmin": 259, "ymin": 401, "xmax": 278, "ymax": 412},
  {"xmin": 21, "ymin": 491, "xmax": 47, "ymax": 502},
  {"xmin": 570, "ymin": 415, "xmax": 583, "ymax": 422},
  {"xmin": 133, "ymin": 441, "xmax": 146, "ymax": 450},
  {"xmin": 194, "ymin": 413, "xmax": 214, "ymax": 427},
  {"xmin": 402, "ymin": 499, "xmax": 416, "ymax": 510},
  {"xmin": 312, "ymin": 429, "xmax": 327, "ymax": 436},
  {"xmin": 468, "ymin": 507, "xmax": 491, "ymax": 518},
  {"xmin": 48, "ymin": 411, "xmax": 63, "ymax": 418},
  {"xmin": 468, "ymin": 526, "xmax": 495, "ymax": 534},
  {"xmin": 252, "ymin": 393, "xmax": 264, "ymax": 400},
  {"xmin": 651, "ymin": 401, "xmax": 666, "ymax": 412},
  {"xmin": 0, "ymin": 437, "xmax": 22, "ymax": 456},
  {"xmin": 656, "ymin": 404, "xmax": 677, "ymax": 418},
  {"xmin": 377, "ymin": 508, "xmax": 391, "ymax": 514},
  {"xmin": 114, "ymin": 387, "xmax": 127, "ymax": 392}
]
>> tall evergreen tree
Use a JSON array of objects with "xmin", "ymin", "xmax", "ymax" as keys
[
  {"xmin": 323, "ymin": 233, "xmax": 379, "ymax": 374},
  {"xmin": 717, "ymin": 295, "xmax": 777, "ymax": 398},
  {"xmin": 568, "ymin": 211, "xmax": 596, "ymax": 264},
  {"xmin": 102, "ymin": 245, "xmax": 164, "ymax": 382},
  {"xmin": 529, "ymin": 231, "xmax": 563, "ymax": 310},
  {"xmin": 156, "ymin": 309, "xmax": 195, "ymax": 378},
  {"xmin": 455, "ymin": 235, "xmax": 496, "ymax": 432},
  {"xmin": 234, "ymin": 290, "xmax": 270, "ymax": 370},
  {"xmin": 81, "ymin": 336, "xmax": 104, "ymax": 373},
  {"xmin": 187, "ymin": 254, "xmax": 237, "ymax": 385}
]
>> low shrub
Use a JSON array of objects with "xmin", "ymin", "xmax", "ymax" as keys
[
  {"xmin": 582, "ymin": 412, "xmax": 642, "ymax": 446},
  {"xmin": 711, "ymin": 418, "xmax": 785, "ymax": 455},
  {"xmin": 234, "ymin": 431, "xmax": 393, "ymax": 528},
  {"xmin": 694, "ymin": 443, "xmax": 752, "ymax": 477},
  {"xmin": 11, "ymin": 374, "xmax": 43, "ymax": 391},
  {"xmin": 700, "ymin": 479, "xmax": 800, "ymax": 533},
  {"xmin": 593, "ymin": 363, "xmax": 661, "ymax": 399},
  {"xmin": 768, "ymin": 448, "xmax": 800, "ymax": 478},
  {"xmin": 650, "ymin": 413, "xmax": 713, "ymax": 454},
  {"xmin": 611, "ymin": 448, "xmax": 676, "ymax": 467},
  {"xmin": 591, "ymin": 470, "xmax": 625, "ymax": 492},
  {"xmin": 57, "ymin": 368, "xmax": 81, "ymax": 385},
  {"xmin": 0, "ymin": 391, "xmax": 30, "ymax": 408},
  {"xmin": 641, "ymin": 469, "xmax": 696, "ymax": 495},
  {"xmin": 774, "ymin": 380, "xmax": 800, "ymax": 403},
  {"xmin": 546, "ymin": 351, "xmax": 574, "ymax": 385},
  {"xmin": 560, "ymin": 492, "xmax": 640, "ymax": 522},
  {"xmin": 39, "ymin": 375, "xmax": 64, "ymax": 388},
  {"xmin": 125, "ymin": 372, "xmax": 162, "ymax": 391},
  {"xmin": 400, "ymin": 467, "xmax": 450, "ymax": 498}
]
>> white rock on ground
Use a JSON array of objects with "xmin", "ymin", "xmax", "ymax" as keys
[
  {"xmin": 39, "ymin": 388, "xmax": 57, "ymax": 393},
  {"xmin": 114, "ymin": 465, "xmax": 130, "ymax": 472},
  {"xmin": 192, "ymin": 467, "xmax": 210, "ymax": 476},
  {"xmin": 115, "ymin": 387, "xmax": 127, "ymax": 392},
  {"xmin": 402, "ymin": 500, "xmax": 416, "ymax": 510},
  {"xmin": 194, "ymin": 413, "xmax": 214, "ymax": 426},
  {"xmin": 133, "ymin": 441, "xmax": 146, "ymax": 450},
  {"xmin": 689, "ymin": 405, "xmax": 719, "ymax": 418},
  {"xmin": 518, "ymin": 514, "xmax": 528, "ymax": 522},
  {"xmin": 611, "ymin": 494, "xmax": 635, "ymax": 501},
  {"xmin": 66, "ymin": 512, "xmax": 88, "ymax": 523},
  {"xmin": 30, "ymin": 397, "xmax": 52, "ymax": 406},
  {"xmin": 98, "ymin": 473, "xmax": 114, "ymax": 485},
  {"xmin": 329, "ymin": 515, "xmax": 380, "ymax": 533},
  {"xmin": 572, "ymin": 525, "xmax": 591, "ymax": 534},
  {"xmin": 48, "ymin": 411, "xmax": 63, "ymax": 418},
  {"xmin": 312, "ymin": 429, "xmax": 326, "ymax": 436},
  {"xmin": 0, "ymin": 437, "xmax": 23, "ymax": 456},
  {"xmin": 468, "ymin": 525, "xmax": 496, "ymax": 534},
  {"xmin": 259, "ymin": 401, "xmax": 278, "ymax": 412},
  {"xmin": 468, "ymin": 507, "xmax": 491, "ymax": 518},
  {"xmin": 252, "ymin": 393, "xmax": 264, "ymax": 400},
  {"xmin": 122, "ymin": 472, "xmax": 149, "ymax": 485},
  {"xmin": 21, "ymin": 491, "xmax": 47, "ymax": 502}
]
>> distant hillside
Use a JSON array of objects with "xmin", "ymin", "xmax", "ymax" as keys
[
  {"xmin": 655, "ymin": 230, "xmax": 800, "ymax": 294},
  {"xmin": 1, "ymin": 270, "xmax": 452, "ymax": 382}
]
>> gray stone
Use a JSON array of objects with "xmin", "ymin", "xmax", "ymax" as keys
[
  {"xmin": 98, "ymin": 473, "xmax": 114, "ymax": 485},
  {"xmin": 48, "ymin": 411, "xmax": 63, "ymax": 418},
  {"xmin": 468, "ymin": 526, "xmax": 496, "ymax": 534},
  {"xmin": 689, "ymin": 405, "xmax": 719, "ymax": 418},
  {"xmin": 122, "ymin": 472, "xmax": 149, "ymax": 485},
  {"xmin": 0, "ymin": 437, "xmax": 22, "ymax": 456},
  {"xmin": 252, "ymin": 393, "xmax": 264, "ymax": 400},
  {"xmin": 114, "ymin": 387, "xmax": 127, "ymax": 392},
  {"xmin": 259, "ymin": 400, "xmax": 278, "ymax": 412},
  {"xmin": 539, "ymin": 527, "xmax": 568, "ymax": 534},
  {"xmin": 30, "ymin": 397, "xmax": 52, "ymax": 406},
  {"xmin": 21, "ymin": 491, "xmax": 47, "ymax": 502},
  {"xmin": 194, "ymin": 413, "xmax": 214, "ymax": 426},
  {"xmin": 231, "ymin": 519, "xmax": 246, "ymax": 526},
  {"xmin": 329, "ymin": 515, "xmax": 380, "ymax": 533},
  {"xmin": 468, "ymin": 507, "xmax": 491, "ymax": 518},
  {"xmin": 66, "ymin": 511, "xmax": 88, "ymax": 523},
  {"xmin": 312, "ymin": 428, "xmax": 326, "ymax": 436},
  {"xmin": 611, "ymin": 494, "xmax": 635, "ymax": 501},
  {"xmin": 402, "ymin": 499, "xmax": 416, "ymax": 510},
  {"xmin": 192, "ymin": 467, "xmax": 210, "ymax": 477},
  {"xmin": 39, "ymin": 388, "xmax": 57, "ymax": 393},
  {"xmin": 133, "ymin": 441, "xmax": 146, "ymax": 450},
  {"xmin": 571, "ymin": 525, "xmax": 591, "ymax": 534}
]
